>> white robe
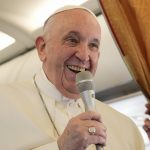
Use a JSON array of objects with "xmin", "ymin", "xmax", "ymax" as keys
[{"xmin": 0, "ymin": 70, "xmax": 145, "ymax": 150}]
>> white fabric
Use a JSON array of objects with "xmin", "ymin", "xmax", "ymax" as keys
[
  {"xmin": 32, "ymin": 141, "xmax": 59, "ymax": 150},
  {"xmin": 44, "ymin": 5, "xmax": 98, "ymax": 26},
  {"xmin": 51, "ymin": 5, "xmax": 96, "ymax": 18},
  {"xmin": 0, "ymin": 80, "xmax": 56, "ymax": 150},
  {"xmin": 34, "ymin": 69, "xmax": 84, "ymax": 135},
  {"xmin": 0, "ymin": 49, "xmax": 41, "ymax": 84},
  {"xmin": 0, "ymin": 69, "xmax": 145, "ymax": 150}
]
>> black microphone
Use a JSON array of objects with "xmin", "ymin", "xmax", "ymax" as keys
[{"xmin": 76, "ymin": 71, "xmax": 101, "ymax": 150}]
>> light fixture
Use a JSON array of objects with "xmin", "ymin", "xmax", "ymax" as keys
[{"xmin": 0, "ymin": 31, "xmax": 15, "ymax": 51}]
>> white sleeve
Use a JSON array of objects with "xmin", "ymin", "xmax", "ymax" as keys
[{"xmin": 32, "ymin": 141, "xmax": 59, "ymax": 150}]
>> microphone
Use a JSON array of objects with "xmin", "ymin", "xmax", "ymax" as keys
[
  {"xmin": 76, "ymin": 71, "xmax": 95, "ymax": 111},
  {"xmin": 76, "ymin": 71, "xmax": 101, "ymax": 150}
]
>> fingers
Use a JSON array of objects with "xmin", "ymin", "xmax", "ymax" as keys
[
  {"xmin": 145, "ymin": 103, "xmax": 150, "ymax": 109},
  {"xmin": 145, "ymin": 103, "xmax": 150, "ymax": 115},
  {"xmin": 143, "ymin": 119, "xmax": 150, "ymax": 139},
  {"xmin": 88, "ymin": 135, "xmax": 107, "ymax": 146},
  {"xmin": 82, "ymin": 119, "xmax": 102, "ymax": 128},
  {"xmin": 77, "ymin": 111, "xmax": 102, "ymax": 122},
  {"xmin": 144, "ymin": 103, "xmax": 150, "ymax": 140},
  {"xmin": 92, "ymin": 125, "xmax": 107, "ymax": 137},
  {"xmin": 143, "ymin": 119, "xmax": 150, "ymax": 131},
  {"xmin": 87, "ymin": 124, "xmax": 107, "ymax": 146},
  {"xmin": 58, "ymin": 112, "xmax": 107, "ymax": 150}
]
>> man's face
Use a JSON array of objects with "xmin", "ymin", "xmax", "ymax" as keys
[{"xmin": 37, "ymin": 9, "xmax": 101, "ymax": 99}]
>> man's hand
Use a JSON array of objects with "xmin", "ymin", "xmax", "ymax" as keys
[
  {"xmin": 57, "ymin": 111, "xmax": 107, "ymax": 150},
  {"xmin": 143, "ymin": 102, "xmax": 150, "ymax": 140}
]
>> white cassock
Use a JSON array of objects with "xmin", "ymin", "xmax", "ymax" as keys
[{"xmin": 0, "ymin": 69, "xmax": 145, "ymax": 150}]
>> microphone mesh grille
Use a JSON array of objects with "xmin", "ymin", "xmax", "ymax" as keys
[
  {"xmin": 76, "ymin": 71, "xmax": 92, "ymax": 83},
  {"xmin": 76, "ymin": 71, "xmax": 94, "ymax": 92},
  {"xmin": 77, "ymin": 81, "xmax": 94, "ymax": 92}
]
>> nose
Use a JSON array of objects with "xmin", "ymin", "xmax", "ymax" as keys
[{"xmin": 75, "ymin": 44, "xmax": 90, "ymax": 62}]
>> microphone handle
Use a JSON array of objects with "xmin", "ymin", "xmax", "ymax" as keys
[{"xmin": 80, "ymin": 91, "xmax": 101, "ymax": 150}]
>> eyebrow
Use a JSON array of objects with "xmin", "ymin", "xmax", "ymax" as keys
[
  {"xmin": 65, "ymin": 31, "xmax": 100, "ymax": 44},
  {"xmin": 92, "ymin": 38, "xmax": 100, "ymax": 45},
  {"xmin": 65, "ymin": 31, "xmax": 80, "ymax": 37}
]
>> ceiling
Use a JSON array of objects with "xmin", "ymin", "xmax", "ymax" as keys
[{"xmin": 0, "ymin": 0, "xmax": 141, "ymax": 100}]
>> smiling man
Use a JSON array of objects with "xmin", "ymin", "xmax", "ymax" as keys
[
  {"xmin": 36, "ymin": 6, "xmax": 100, "ymax": 100},
  {"xmin": 0, "ymin": 5, "xmax": 145, "ymax": 150}
]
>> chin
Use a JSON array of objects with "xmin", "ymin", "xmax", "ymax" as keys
[
  {"xmin": 62, "ymin": 88, "xmax": 80, "ymax": 99},
  {"xmin": 66, "ymin": 92, "xmax": 80, "ymax": 100}
]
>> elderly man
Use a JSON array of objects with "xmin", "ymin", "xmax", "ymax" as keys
[{"xmin": 0, "ymin": 5, "xmax": 145, "ymax": 150}]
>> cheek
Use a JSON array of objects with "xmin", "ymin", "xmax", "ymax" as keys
[
  {"xmin": 95, "ymin": 51, "xmax": 100, "ymax": 63},
  {"xmin": 92, "ymin": 51, "xmax": 99, "ymax": 61},
  {"xmin": 91, "ymin": 53, "xmax": 100, "ymax": 73}
]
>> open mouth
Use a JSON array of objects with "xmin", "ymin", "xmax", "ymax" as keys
[{"xmin": 67, "ymin": 65, "xmax": 86, "ymax": 73}]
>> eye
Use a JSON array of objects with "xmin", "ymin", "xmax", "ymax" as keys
[
  {"xmin": 63, "ymin": 32, "xmax": 80, "ymax": 47},
  {"xmin": 65, "ymin": 36, "xmax": 79, "ymax": 46},
  {"xmin": 68, "ymin": 37, "xmax": 78, "ymax": 43},
  {"xmin": 89, "ymin": 42, "xmax": 99, "ymax": 51}
]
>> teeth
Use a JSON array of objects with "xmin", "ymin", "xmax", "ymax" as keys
[{"xmin": 67, "ymin": 65, "xmax": 85, "ymax": 72}]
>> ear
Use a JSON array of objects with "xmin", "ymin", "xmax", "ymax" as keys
[{"xmin": 35, "ymin": 36, "xmax": 46, "ymax": 62}]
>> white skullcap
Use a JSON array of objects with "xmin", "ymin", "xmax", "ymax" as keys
[{"xmin": 44, "ymin": 5, "xmax": 97, "ymax": 26}]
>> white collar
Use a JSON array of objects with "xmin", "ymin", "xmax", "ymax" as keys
[{"xmin": 34, "ymin": 69, "xmax": 82, "ymax": 106}]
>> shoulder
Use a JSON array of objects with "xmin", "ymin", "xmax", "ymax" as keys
[
  {"xmin": 0, "ymin": 79, "xmax": 40, "ymax": 107},
  {"xmin": 95, "ymin": 99, "xmax": 136, "ymax": 127},
  {"xmin": 0, "ymin": 79, "xmax": 36, "ymax": 96},
  {"xmin": 95, "ymin": 99, "xmax": 145, "ymax": 149}
]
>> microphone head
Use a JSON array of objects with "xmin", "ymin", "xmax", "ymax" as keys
[{"xmin": 76, "ymin": 71, "xmax": 95, "ymax": 92}]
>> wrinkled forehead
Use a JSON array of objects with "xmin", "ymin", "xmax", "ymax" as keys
[{"xmin": 44, "ymin": 5, "xmax": 99, "ymax": 28}]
